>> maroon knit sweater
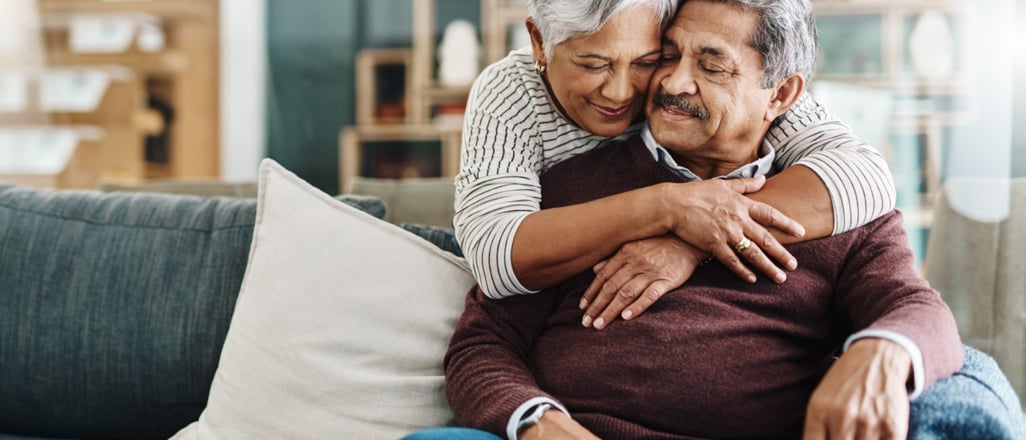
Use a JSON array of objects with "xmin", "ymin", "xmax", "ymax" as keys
[{"xmin": 444, "ymin": 136, "xmax": 963, "ymax": 439}]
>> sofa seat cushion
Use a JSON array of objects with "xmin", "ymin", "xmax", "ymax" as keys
[{"xmin": 0, "ymin": 183, "xmax": 383, "ymax": 439}]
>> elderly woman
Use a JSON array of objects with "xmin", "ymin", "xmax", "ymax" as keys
[{"xmin": 456, "ymin": 0, "xmax": 893, "ymax": 325}]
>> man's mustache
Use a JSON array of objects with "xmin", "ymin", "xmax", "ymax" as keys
[{"xmin": 652, "ymin": 92, "xmax": 710, "ymax": 121}]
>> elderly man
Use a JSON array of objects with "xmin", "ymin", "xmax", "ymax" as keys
[{"xmin": 435, "ymin": 0, "xmax": 968, "ymax": 439}]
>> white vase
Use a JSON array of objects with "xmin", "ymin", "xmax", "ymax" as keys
[
  {"xmin": 908, "ymin": 10, "xmax": 955, "ymax": 77},
  {"xmin": 437, "ymin": 20, "xmax": 481, "ymax": 87}
]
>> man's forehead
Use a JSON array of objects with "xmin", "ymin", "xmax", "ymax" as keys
[{"xmin": 666, "ymin": 1, "xmax": 758, "ymax": 54}]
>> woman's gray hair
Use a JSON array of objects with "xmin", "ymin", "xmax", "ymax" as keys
[
  {"xmin": 528, "ymin": 0, "xmax": 679, "ymax": 61},
  {"xmin": 700, "ymin": 0, "xmax": 818, "ymax": 88}
]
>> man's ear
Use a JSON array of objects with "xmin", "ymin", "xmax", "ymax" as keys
[
  {"xmin": 525, "ymin": 18, "xmax": 546, "ymax": 68},
  {"xmin": 765, "ymin": 73, "xmax": 805, "ymax": 122}
]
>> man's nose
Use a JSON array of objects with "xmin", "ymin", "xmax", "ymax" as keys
[
  {"xmin": 660, "ymin": 63, "xmax": 698, "ymax": 96},
  {"xmin": 600, "ymin": 68, "xmax": 633, "ymax": 104}
]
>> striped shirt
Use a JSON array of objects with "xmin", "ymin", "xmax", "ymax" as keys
[{"xmin": 454, "ymin": 47, "xmax": 896, "ymax": 299}]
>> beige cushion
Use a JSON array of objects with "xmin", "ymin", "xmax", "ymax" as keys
[
  {"xmin": 348, "ymin": 177, "xmax": 455, "ymax": 228},
  {"xmin": 925, "ymin": 177, "xmax": 1026, "ymax": 404},
  {"xmin": 172, "ymin": 159, "xmax": 475, "ymax": 439}
]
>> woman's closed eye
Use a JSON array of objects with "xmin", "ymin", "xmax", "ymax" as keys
[{"xmin": 578, "ymin": 63, "xmax": 609, "ymax": 72}]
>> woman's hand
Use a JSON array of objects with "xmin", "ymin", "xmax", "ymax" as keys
[
  {"xmin": 579, "ymin": 235, "xmax": 704, "ymax": 330},
  {"xmin": 660, "ymin": 177, "xmax": 804, "ymax": 284}
]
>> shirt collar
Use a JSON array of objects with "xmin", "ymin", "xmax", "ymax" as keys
[{"xmin": 640, "ymin": 124, "xmax": 776, "ymax": 182}]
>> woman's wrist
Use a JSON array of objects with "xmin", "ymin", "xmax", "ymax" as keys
[{"xmin": 650, "ymin": 182, "xmax": 680, "ymax": 236}]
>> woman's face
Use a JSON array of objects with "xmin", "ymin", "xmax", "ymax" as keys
[{"xmin": 530, "ymin": 7, "xmax": 663, "ymax": 137}]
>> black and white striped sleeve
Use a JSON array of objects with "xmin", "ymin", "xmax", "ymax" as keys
[
  {"xmin": 454, "ymin": 60, "xmax": 545, "ymax": 299},
  {"xmin": 768, "ymin": 92, "xmax": 897, "ymax": 234}
]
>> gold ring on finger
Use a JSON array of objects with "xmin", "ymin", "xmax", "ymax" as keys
[{"xmin": 734, "ymin": 237, "xmax": 752, "ymax": 253}]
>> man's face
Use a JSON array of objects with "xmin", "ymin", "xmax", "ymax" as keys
[{"xmin": 647, "ymin": 0, "xmax": 776, "ymax": 162}]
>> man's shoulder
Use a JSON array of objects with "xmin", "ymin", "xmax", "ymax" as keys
[
  {"xmin": 841, "ymin": 210, "xmax": 905, "ymax": 238},
  {"xmin": 794, "ymin": 210, "xmax": 906, "ymax": 258},
  {"xmin": 539, "ymin": 135, "xmax": 649, "ymax": 209},
  {"xmin": 541, "ymin": 135, "xmax": 646, "ymax": 180}
]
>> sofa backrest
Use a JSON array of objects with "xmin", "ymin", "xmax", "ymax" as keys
[
  {"xmin": 925, "ymin": 177, "xmax": 1026, "ymax": 405},
  {"xmin": 0, "ymin": 184, "xmax": 258, "ymax": 439},
  {"xmin": 0, "ymin": 184, "xmax": 385, "ymax": 439}
]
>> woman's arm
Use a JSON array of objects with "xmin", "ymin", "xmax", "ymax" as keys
[
  {"xmin": 578, "ymin": 95, "xmax": 897, "ymax": 328},
  {"xmin": 767, "ymin": 92, "xmax": 896, "ymax": 234},
  {"xmin": 512, "ymin": 177, "xmax": 803, "ymax": 291},
  {"xmin": 578, "ymin": 167, "xmax": 832, "ymax": 330}
]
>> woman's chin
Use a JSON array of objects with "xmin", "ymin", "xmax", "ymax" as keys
[{"xmin": 581, "ymin": 119, "xmax": 632, "ymax": 137}]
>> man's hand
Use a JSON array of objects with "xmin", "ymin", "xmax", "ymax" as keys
[
  {"xmin": 520, "ymin": 409, "xmax": 600, "ymax": 440},
  {"xmin": 803, "ymin": 338, "xmax": 912, "ymax": 440},
  {"xmin": 661, "ymin": 177, "xmax": 803, "ymax": 284},
  {"xmin": 579, "ymin": 235, "xmax": 703, "ymax": 330}
]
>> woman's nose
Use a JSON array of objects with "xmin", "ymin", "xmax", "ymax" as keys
[{"xmin": 600, "ymin": 68, "xmax": 634, "ymax": 104}]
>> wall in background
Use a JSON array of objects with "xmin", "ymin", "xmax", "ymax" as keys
[
  {"xmin": 220, "ymin": 0, "xmax": 266, "ymax": 181},
  {"xmin": 1015, "ymin": 0, "xmax": 1026, "ymax": 178},
  {"xmin": 943, "ymin": 0, "xmax": 1015, "ymax": 182},
  {"xmin": 264, "ymin": 0, "xmax": 479, "ymax": 193}
]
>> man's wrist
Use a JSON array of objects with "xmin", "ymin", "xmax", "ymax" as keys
[
  {"xmin": 516, "ymin": 403, "xmax": 553, "ymax": 435},
  {"xmin": 848, "ymin": 338, "xmax": 912, "ymax": 389},
  {"xmin": 844, "ymin": 330, "xmax": 924, "ymax": 397},
  {"xmin": 507, "ymin": 397, "xmax": 568, "ymax": 440}
]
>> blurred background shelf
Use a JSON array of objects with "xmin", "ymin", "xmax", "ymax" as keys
[{"xmin": 0, "ymin": 0, "xmax": 220, "ymax": 189}]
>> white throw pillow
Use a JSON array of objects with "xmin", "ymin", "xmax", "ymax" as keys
[{"xmin": 172, "ymin": 159, "xmax": 475, "ymax": 439}]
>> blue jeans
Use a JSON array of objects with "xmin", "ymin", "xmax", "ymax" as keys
[
  {"xmin": 407, "ymin": 346, "xmax": 1025, "ymax": 440},
  {"xmin": 909, "ymin": 345, "xmax": 1025, "ymax": 439},
  {"xmin": 402, "ymin": 427, "xmax": 502, "ymax": 440}
]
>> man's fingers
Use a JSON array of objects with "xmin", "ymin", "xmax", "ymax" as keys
[{"xmin": 750, "ymin": 201, "xmax": 805, "ymax": 238}]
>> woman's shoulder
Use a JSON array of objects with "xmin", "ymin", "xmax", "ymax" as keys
[{"xmin": 469, "ymin": 47, "xmax": 549, "ymax": 110}]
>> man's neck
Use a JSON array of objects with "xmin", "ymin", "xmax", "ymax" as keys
[
  {"xmin": 672, "ymin": 153, "xmax": 759, "ymax": 181},
  {"xmin": 639, "ymin": 126, "xmax": 776, "ymax": 181}
]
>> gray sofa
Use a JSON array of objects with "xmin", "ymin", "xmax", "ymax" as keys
[
  {"xmin": 2, "ymin": 178, "xmax": 1024, "ymax": 439},
  {"xmin": 0, "ymin": 182, "xmax": 453, "ymax": 439}
]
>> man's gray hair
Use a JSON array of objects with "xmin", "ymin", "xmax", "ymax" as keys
[
  {"xmin": 700, "ymin": 0, "xmax": 818, "ymax": 88},
  {"xmin": 528, "ymin": 0, "xmax": 678, "ymax": 61}
]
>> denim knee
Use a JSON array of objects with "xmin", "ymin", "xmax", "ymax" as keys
[
  {"xmin": 909, "ymin": 345, "xmax": 1026, "ymax": 439},
  {"xmin": 402, "ymin": 427, "xmax": 503, "ymax": 440}
]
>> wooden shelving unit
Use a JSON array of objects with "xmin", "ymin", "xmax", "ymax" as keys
[
  {"xmin": 1, "ymin": 0, "xmax": 221, "ymax": 188},
  {"xmin": 339, "ymin": 0, "xmax": 529, "ymax": 192},
  {"xmin": 481, "ymin": 0, "xmax": 528, "ymax": 65}
]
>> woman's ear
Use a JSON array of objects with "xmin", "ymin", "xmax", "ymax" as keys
[
  {"xmin": 525, "ymin": 18, "xmax": 546, "ymax": 68},
  {"xmin": 765, "ymin": 73, "xmax": 805, "ymax": 122}
]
